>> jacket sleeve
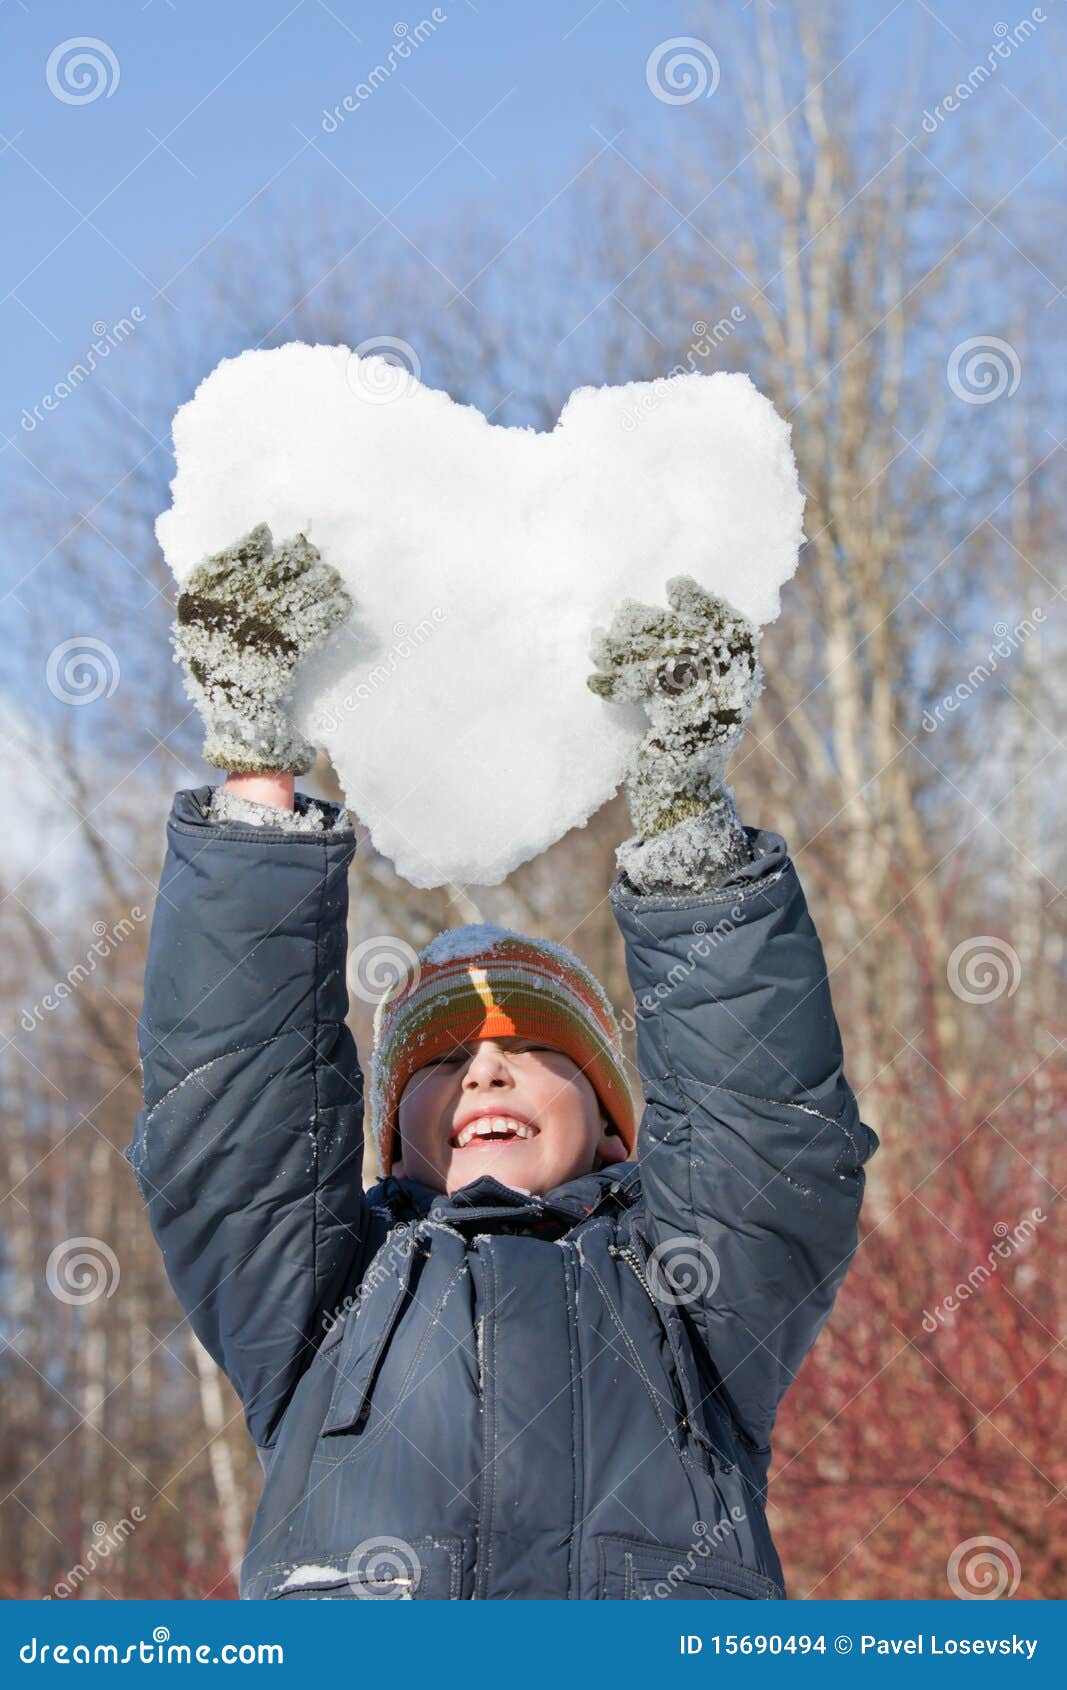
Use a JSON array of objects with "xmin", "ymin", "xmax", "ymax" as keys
[
  {"xmin": 125, "ymin": 786, "xmax": 370, "ymax": 1448},
  {"xmin": 610, "ymin": 828, "xmax": 878, "ymax": 1452}
]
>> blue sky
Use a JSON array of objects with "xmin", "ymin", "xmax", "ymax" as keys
[
  {"xmin": 5, "ymin": 0, "xmax": 691, "ymax": 408},
  {"xmin": 2, "ymin": 0, "xmax": 1060, "ymax": 445}
]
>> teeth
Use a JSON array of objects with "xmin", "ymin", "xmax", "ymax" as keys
[{"xmin": 454, "ymin": 1116, "xmax": 536, "ymax": 1149}]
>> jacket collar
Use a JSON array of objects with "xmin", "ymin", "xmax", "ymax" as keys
[{"xmin": 370, "ymin": 1165, "xmax": 641, "ymax": 1238}]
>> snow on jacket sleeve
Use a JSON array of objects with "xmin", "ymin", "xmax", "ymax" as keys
[
  {"xmin": 610, "ymin": 827, "xmax": 878, "ymax": 1453},
  {"xmin": 124, "ymin": 786, "xmax": 370, "ymax": 1448}
]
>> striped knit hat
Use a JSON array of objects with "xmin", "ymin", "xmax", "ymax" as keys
[{"xmin": 369, "ymin": 922, "xmax": 636, "ymax": 1177}]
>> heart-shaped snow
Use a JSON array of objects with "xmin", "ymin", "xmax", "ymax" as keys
[{"xmin": 157, "ymin": 344, "xmax": 803, "ymax": 887}]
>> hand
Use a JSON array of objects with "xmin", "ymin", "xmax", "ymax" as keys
[
  {"xmin": 173, "ymin": 523, "xmax": 352, "ymax": 775},
  {"xmin": 587, "ymin": 576, "xmax": 761, "ymax": 839}
]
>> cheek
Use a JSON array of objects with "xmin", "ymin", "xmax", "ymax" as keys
[
  {"xmin": 399, "ymin": 1070, "xmax": 453, "ymax": 1141},
  {"xmin": 528, "ymin": 1066, "xmax": 599, "ymax": 1140}
]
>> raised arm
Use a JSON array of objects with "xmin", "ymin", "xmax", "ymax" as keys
[
  {"xmin": 610, "ymin": 838, "xmax": 876, "ymax": 1454},
  {"xmin": 126, "ymin": 789, "xmax": 369, "ymax": 1448},
  {"xmin": 590, "ymin": 581, "xmax": 877, "ymax": 1453},
  {"xmin": 125, "ymin": 525, "xmax": 368, "ymax": 1450}
]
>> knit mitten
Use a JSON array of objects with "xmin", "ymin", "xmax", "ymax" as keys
[
  {"xmin": 587, "ymin": 577, "xmax": 762, "ymax": 895},
  {"xmin": 173, "ymin": 522, "xmax": 352, "ymax": 776}
]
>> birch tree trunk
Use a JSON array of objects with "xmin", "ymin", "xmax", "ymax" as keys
[{"xmin": 188, "ymin": 1334, "xmax": 248, "ymax": 1580}]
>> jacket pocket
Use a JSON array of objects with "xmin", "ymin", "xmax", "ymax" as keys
[
  {"xmin": 320, "ymin": 1227, "xmax": 418, "ymax": 1436},
  {"xmin": 597, "ymin": 1534, "xmax": 785, "ymax": 1601},
  {"xmin": 267, "ymin": 1537, "xmax": 466, "ymax": 1600}
]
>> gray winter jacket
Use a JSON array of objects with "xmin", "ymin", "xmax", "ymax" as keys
[{"xmin": 126, "ymin": 786, "xmax": 876, "ymax": 1600}]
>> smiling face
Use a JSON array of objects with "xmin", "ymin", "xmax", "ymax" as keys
[{"xmin": 393, "ymin": 1035, "xmax": 628, "ymax": 1196}]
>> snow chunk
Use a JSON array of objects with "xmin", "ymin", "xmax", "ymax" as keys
[
  {"xmin": 421, "ymin": 920, "xmax": 515, "ymax": 964},
  {"xmin": 413, "ymin": 921, "xmax": 621, "ymax": 1027},
  {"xmin": 157, "ymin": 346, "xmax": 804, "ymax": 887},
  {"xmin": 277, "ymin": 1563, "xmax": 348, "ymax": 1590}
]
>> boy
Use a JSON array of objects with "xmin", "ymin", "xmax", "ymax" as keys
[{"xmin": 128, "ymin": 523, "xmax": 876, "ymax": 1600}]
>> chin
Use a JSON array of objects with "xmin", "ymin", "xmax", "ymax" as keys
[{"xmin": 447, "ymin": 1146, "xmax": 541, "ymax": 1187}]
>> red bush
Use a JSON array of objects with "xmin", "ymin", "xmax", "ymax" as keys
[{"xmin": 772, "ymin": 1053, "xmax": 1065, "ymax": 1598}]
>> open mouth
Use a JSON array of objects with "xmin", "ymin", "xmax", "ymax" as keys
[{"xmin": 450, "ymin": 1113, "xmax": 539, "ymax": 1150}]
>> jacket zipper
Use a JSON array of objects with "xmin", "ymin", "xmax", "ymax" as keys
[
  {"xmin": 560, "ymin": 1239, "xmax": 583, "ymax": 1598},
  {"xmin": 609, "ymin": 1241, "xmax": 728, "ymax": 1466},
  {"xmin": 610, "ymin": 1242, "xmax": 659, "ymax": 1306},
  {"xmin": 468, "ymin": 1239, "xmax": 495, "ymax": 1601},
  {"xmin": 608, "ymin": 1242, "xmax": 691, "ymax": 1435}
]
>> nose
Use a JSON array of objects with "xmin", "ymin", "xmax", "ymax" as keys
[{"xmin": 461, "ymin": 1043, "xmax": 513, "ymax": 1091}]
